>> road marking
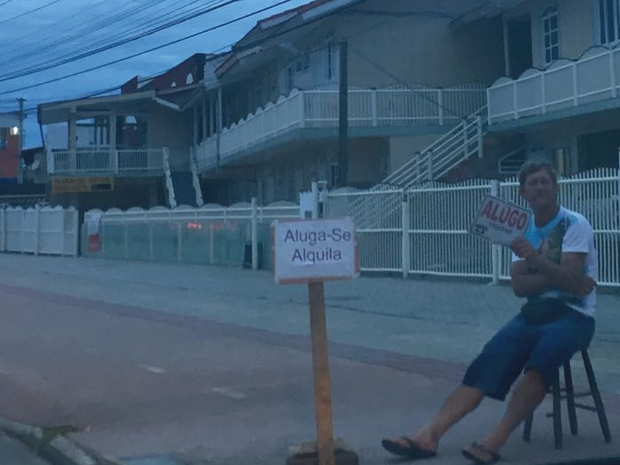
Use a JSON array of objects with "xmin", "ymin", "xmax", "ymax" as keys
[
  {"xmin": 139, "ymin": 364, "xmax": 166, "ymax": 374},
  {"xmin": 211, "ymin": 387, "xmax": 247, "ymax": 400}
]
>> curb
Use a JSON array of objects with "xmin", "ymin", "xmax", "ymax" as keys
[{"xmin": 0, "ymin": 417, "xmax": 118, "ymax": 465}]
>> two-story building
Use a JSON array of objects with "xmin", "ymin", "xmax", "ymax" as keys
[
  {"xmin": 0, "ymin": 111, "xmax": 21, "ymax": 184},
  {"xmin": 37, "ymin": 53, "xmax": 225, "ymax": 213},
  {"xmin": 486, "ymin": 0, "xmax": 620, "ymax": 174},
  {"xmin": 189, "ymin": 0, "xmax": 512, "ymax": 204}
]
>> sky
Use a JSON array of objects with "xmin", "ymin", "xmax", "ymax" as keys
[{"xmin": 0, "ymin": 0, "xmax": 311, "ymax": 147}]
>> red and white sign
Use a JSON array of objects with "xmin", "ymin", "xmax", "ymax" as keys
[
  {"xmin": 470, "ymin": 195, "xmax": 531, "ymax": 246},
  {"xmin": 273, "ymin": 218, "xmax": 359, "ymax": 285}
]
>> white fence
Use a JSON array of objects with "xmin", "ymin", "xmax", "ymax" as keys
[
  {"xmin": 0, "ymin": 206, "xmax": 79, "ymax": 256},
  {"xmin": 84, "ymin": 201, "xmax": 300, "ymax": 268},
  {"xmin": 488, "ymin": 45, "xmax": 620, "ymax": 124},
  {"xmin": 325, "ymin": 168, "xmax": 620, "ymax": 287},
  {"xmin": 195, "ymin": 84, "xmax": 487, "ymax": 170},
  {"xmin": 49, "ymin": 147, "xmax": 165, "ymax": 176}
]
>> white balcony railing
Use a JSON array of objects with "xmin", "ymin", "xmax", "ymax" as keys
[
  {"xmin": 194, "ymin": 84, "xmax": 487, "ymax": 169},
  {"xmin": 48, "ymin": 147, "xmax": 165, "ymax": 176},
  {"xmin": 488, "ymin": 45, "xmax": 620, "ymax": 124}
]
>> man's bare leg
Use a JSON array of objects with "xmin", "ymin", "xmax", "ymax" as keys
[
  {"xmin": 387, "ymin": 384, "xmax": 484, "ymax": 452},
  {"xmin": 465, "ymin": 370, "xmax": 546, "ymax": 461}
]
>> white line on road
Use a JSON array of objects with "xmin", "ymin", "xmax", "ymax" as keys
[
  {"xmin": 138, "ymin": 364, "xmax": 166, "ymax": 374},
  {"xmin": 211, "ymin": 387, "xmax": 247, "ymax": 400}
]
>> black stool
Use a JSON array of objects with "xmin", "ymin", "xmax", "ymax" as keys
[{"xmin": 523, "ymin": 349, "xmax": 612, "ymax": 449}]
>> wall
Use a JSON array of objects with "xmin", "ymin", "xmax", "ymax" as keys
[
  {"xmin": 389, "ymin": 135, "xmax": 442, "ymax": 173},
  {"xmin": 342, "ymin": 3, "xmax": 505, "ymax": 88}
]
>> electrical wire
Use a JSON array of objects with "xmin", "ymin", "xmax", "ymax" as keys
[
  {"xmin": 0, "ymin": 0, "xmax": 62, "ymax": 28},
  {"xmin": 1, "ymin": 0, "xmax": 170, "ymax": 65},
  {"xmin": 0, "ymin": 0, "xmax": 237, "ymax": 82},
  {"xmin": 1, "ymin": 0, "xmax": 216, "ymax": 72},
  {"xmin": 0, "ymin": 0, "xmax": 301, "ymax": 96}
]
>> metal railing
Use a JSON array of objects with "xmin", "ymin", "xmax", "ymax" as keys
[
  {"xmin": 325, "ymin": 167, "xmax": 620, "ymax": 287},
  {"xmin": 194, "ymin": 84, "xmax": 487, "ymax": 170},
  {"xmin": 488, "ymin": 45, "xmax": 620, "ymax": 124},
  {"xmin": 384, "ymin": 107, "xmax": 487, "ymax": 188},
  {"xmin": 49, "ymin": 147, "xmax": 165, "ymax": 176}
]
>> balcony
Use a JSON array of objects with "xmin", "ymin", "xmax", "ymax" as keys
[
  {"xmin": 48, "ymin": 147, "xmax": 165, "ymax": 177},
  {"xmin": 488, "ymin": 46, "xmax": 620, "ymax": 125},
  {"xmin": 195, "ymin": 84, "xmax": 487, "ymax": 170}
]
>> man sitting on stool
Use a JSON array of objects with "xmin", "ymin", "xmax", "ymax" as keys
[{"xmin": 382, "ymin": 161, "xmax": 597, "ymax": 464}]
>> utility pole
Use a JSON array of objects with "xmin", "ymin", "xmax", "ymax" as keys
[
  {"xmin": 17, "ymin": 97, "xmax": 25, "ymax": 184},
  {"xmin": 338, "ymin": 40, "xmax": 348, "ymax": 188}
]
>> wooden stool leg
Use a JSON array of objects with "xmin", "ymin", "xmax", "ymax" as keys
[
  {"xmin": 523, "ymin": 414, "xmax": 533, "ymax": 442},
  {"xmin": 564, "ymin": 361, "xmax": 578, "ymax": 435},
  {"xmin": 582, "ymin": 350, "xmax": 612, "ymax": 443},
  {"xmin": 552, "ymin": 371, "xmax": 563, "ymax": 450}
]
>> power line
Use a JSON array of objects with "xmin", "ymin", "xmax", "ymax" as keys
[
  {"xmin": 1, "ymin": 0, "xmax": 169, "ymax": 65},
  {"xmin": 0, "ymin": 0, "xmax": 18, "ymax": 6},
  {"xmin": 2, "ymin": 0, "xmax": 212, "ymax": 75},
  {"xmin": 0, "ymin": 0, "xmax": 62, "ymax": 28},
  {"xmin": 0, "ymin": 0, "xmax": 303, "ymax": 96},
  {"xmin": 0, "ymin": 0, "xmax": 235, "ymax": 82}
]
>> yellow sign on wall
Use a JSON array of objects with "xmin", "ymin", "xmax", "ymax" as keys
[{"xmin": 52, "ymin": 177, "xmax": 115, "ymax": 193}]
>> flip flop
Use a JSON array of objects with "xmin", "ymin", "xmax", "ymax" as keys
[
  {"xmin": 381, "ymin": 436, "xmax": 437, "ymax": 459},
  {"xmin": 461, "ymin": 442, "xmax": 501, "ymax": 465}
]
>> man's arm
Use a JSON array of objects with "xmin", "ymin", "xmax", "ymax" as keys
[
  {"xmin": 511, "ymin": 237, "xmax": 595, "ymax": 297},
  {"xmin": 510, "ymin": 259, "xmax": 551, "ymax": 298}
]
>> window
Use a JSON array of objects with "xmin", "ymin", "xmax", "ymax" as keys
[
  {"xmin": 542, "ymin": 6, "xmax": 560, "ymax": 64},
  {"xmin": 596, "ymin": 0, "xmax": 620, "ymax": 45}
]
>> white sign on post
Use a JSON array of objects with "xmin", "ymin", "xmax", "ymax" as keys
[
  {"xmin": 274, "ymin": 217, "xmax": 360, "ymax": 465},
  {"xmin": 273, "ymin": 217, "xmax": 359, "ymax": 284},
  {"xmin": 470, "ymin": 195, "xmax": 532, "ymax": 246}
]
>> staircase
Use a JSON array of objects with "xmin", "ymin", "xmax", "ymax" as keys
[
  {"xmin": 162, "ymin": 147, "xmax": 204, "ymax": 208},
  {"xmin": 348, "ymin": 107, "xmax": 488, "ymax": 229},
  {"xmin": 384, "ymin": 107, "xmax": 488, "ymax": 188}
]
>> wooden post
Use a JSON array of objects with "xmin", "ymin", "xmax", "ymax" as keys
[{"xmin": 308, "ymin": 281, "xmax": 336, "ymax": 465}]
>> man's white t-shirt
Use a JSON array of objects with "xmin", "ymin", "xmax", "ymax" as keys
[{"xmin": 511, "ymin": 207, "xmax": 597, "ymax": 317}]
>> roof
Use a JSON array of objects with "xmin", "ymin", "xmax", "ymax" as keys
[
  {"xmin": 216, "ymin": 0, "xmax": 362, "ymax": 78},
  {"xmin": 37, "ymin": 83, "xmax": 204, "ymax": 125}
]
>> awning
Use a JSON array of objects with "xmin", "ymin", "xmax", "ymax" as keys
[{"xmin": 38, "ymin": 83, "xmax": 206, "ymax": 125}]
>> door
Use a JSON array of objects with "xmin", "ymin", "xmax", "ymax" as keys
[
  {"xmin": 506, "ymin": 15, "xmax": 533, "ymax": 79},
  {"xmin": 578, "ymin": 130, "xmax": 620, "ymax": 171}
]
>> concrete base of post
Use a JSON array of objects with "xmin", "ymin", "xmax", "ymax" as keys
[{"xmin": 286, "ymin": 438, "xmax": 359, "ymax": 465}]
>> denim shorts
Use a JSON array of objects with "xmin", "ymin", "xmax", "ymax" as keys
[{"xmin": 462, "ymin": 309, "xmax": 595, "ymax": 401}]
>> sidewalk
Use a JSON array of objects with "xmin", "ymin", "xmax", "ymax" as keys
[{"xmin": 0, "ymin": 254, "xmax": 618, "ymax": 394}]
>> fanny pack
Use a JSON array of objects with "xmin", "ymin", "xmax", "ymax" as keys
[{"xmin": 520, "ymin": 297, "xmax": 570, "ymax": 326}]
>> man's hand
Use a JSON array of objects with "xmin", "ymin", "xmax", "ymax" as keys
[
  {"xmin": 511, "ymin": 236, "xmax": 537, "ymax": 261},
  {"xmin": 577, "ymin": 275, "xmax": 597, "ymax": 296}
]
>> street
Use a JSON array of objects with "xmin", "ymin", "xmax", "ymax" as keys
[{"xmin": 0, "ymin": 255, "xmax": 619, "ymax": 464}]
